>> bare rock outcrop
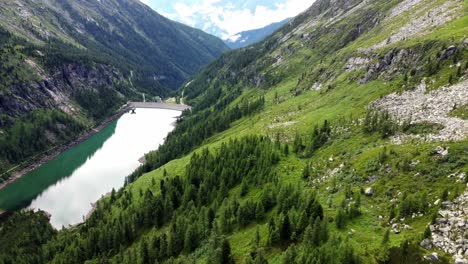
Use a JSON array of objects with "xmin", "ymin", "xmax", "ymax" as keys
[
  {"xmin": 429, "ymin": 188, "xmax": 468, "ymax": 263},
  {"xmin": 0, "ymin": 61, "xmax": 124, "ymax": 126},
  {"xmin": 371, "ymin": 79, "xmax": 468, "ymax": 143}
]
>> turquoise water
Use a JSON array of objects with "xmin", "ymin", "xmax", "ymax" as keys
[{"xmin": 0, "ymin": 108, "xmax": 180, "ymax": 228}]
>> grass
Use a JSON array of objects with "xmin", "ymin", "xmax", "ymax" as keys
[
  {"xmin": 55, "ymin": 0, "xmax": 468, "ymax": 262},
  {"xmin": 116, "ymin": 14, "xmax": 467, "ymax": 264},
  {"xmin": 404, "ymin": 122, "xmax": 445, "ymax": 135},
  {"xmin": 449, "ymin": 104, "xmax": 468, "ymax": 120}
]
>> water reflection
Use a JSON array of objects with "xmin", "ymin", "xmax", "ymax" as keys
[
  {"xmin": 0, "ymin": 121, "xmax": 117, "ymax": 210},
  {"xmin": 0, "ymin": 108, "xmax": 179, "ymax": 228}
]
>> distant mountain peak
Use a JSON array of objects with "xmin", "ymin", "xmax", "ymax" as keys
[{"xmin": 224, "ymin": 18, "xmax": 290, "ymax": 49}]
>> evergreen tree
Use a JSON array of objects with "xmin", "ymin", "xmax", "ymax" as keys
[
  {"xmin": 221, "ymin": 238, "xmax": 235, "ymax": 264},
  {"xmin": 336, "ymin": 208, "xmax": 346, "ymax": 229},
  {"xmin": 283, "ymin": 144, "xmax": 289, "ymax": 156},
  {"xmin": 280, "ymin": 214, "xmax": 291, "ymax": 241},
  {"xmin": 382, "ymin": 229, "xmax": 390, "ymax": 245},
  {"xmin": 302, "ymin": 163, "xmax": 310, "ymax": 179},
  {"xmin": 140, "ymin": 239, "xmax": 149, "ymax": 264},
  {"xmin": 254, "ymin": 250, "xmax": 269, "ymax": 264},
  {"xmin": 282, "ymin": 245, "xmax": 297, "ymax": 264},
  {"xmin": 240, "ymin": 179, "xmax": 249, "ymax": 197},
  {"xmin": 255, "ymin": 202, "xmax": 265, "ymax": 220},
  {"xmin": 255, "ymin": 226, "xmax": 261, "ymax": 248},
  {"xmin": 423, "ymin": 225, "xmax": 432, "ymax": 239}
]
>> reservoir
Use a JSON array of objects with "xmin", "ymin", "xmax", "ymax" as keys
[{"xmin": 0, "ymin": 108, "xmax": 180, "ymax": 228}]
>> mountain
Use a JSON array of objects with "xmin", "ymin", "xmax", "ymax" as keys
[
  {"xmin": 147, "ymin": 0, "xmax": 296, "ymax": 38},
  {"xmin": 225, "ymin": 18, "xmax": 291, "ymax": 49},
  {"xmin": 0, "ymin": 0, "xmax": 228, "ymax": 179},
  {"xmin": 0, "ymin": 0, "xmax": 228, "ymax": 90},
  {"xmin": 1, "ymin": 0, "xmax": 468, "ymax": 263}
]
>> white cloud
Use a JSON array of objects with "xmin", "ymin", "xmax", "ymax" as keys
[{"xmin": 141, "ymin": 0, "xmax": 316, "ymax": 38}]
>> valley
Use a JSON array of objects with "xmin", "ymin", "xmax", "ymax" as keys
[
  {"xmin": 0, "ymin": 0, "xmax": 467, "ymax": 263},
  {"xmin": 0, "ymin": 107, "xmax": 181, "ymax": 228}
]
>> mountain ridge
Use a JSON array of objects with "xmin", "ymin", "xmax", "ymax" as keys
[
  {"xmin": 225, "ymin": 18, "xmax": 291, "ymax": 49},
  {"xmin": 0, "ymin": 0, "xmax": 467, "ymax": 263}
]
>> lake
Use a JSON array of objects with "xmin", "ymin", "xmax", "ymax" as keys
[{"xmin": 0, "ymin": 108, "xmax": 180, "ymax": 228}]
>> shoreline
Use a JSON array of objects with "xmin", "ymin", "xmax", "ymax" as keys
[{"xmin": 0, "ymin": 106, "xmax": 131, "ymax": 191}]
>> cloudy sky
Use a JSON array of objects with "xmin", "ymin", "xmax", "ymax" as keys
[{"xmin": 139, "ymin": 0, "xmax": 315, "ymax": 39}]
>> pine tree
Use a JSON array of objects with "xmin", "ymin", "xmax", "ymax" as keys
[
  {"xmin": 423, "ymin": 225, "xmax": 432, "ymax": 239},
  {"xmin": 319, "ymin": 218, "xmax": 329, "ymax": 243},
  {"xmin": 184, "ymin": 226, "xmax": 196, "ymax": 253},
  {"xmin": 280, "ymin": 214, "xmax": 291, "ymax": 241},
  {"xmin": 240, "ymin": 179, "xmax": 249, "ymax": 197},
  {"xmin": 140, "ymin": 239, "xmax": 149, "ymax": 264},
  {"xmin": 302, "ymin": 163, "xmax": 310, "ymax": 179},
  {"xmin": 254, "ymin": 250, "xmax": 269, "ymax": 264},
  {"xmin": 335, "ymin": 208, "xmax": 346, "ymax": 229},
  {"xmin": 382, "ymin": 229, "xmax": 390, "ymax": 245},
  {"xmin": 283, "ymin": 144, "xmax": 289, "ymax": 156},
  {"xmin": 110, "ymin": 188, "xmax": 116, "ymax": 202},
  {"xmin": 221, "ymin": 238, "xmax": 235, "ymax": 264},
  {"xmin": 255, "ymin": 202, "xmax": 265, "ymax": 220},
  {"xmin": 441, "ymin": 188, "xmax": 449, "ymax": 201},
  {"xmin": 255, "ymin": 226, "xmax": 261, "ymax": 248},
  {"xmin": 282, "ymin": 245, "xmax": 297, "ymax": 264},
  {"xmin": 312, "ymin": 217, "xmax": 321, "ymax": 246},
  {"xmin": 304, "ymin": 224, "xmax": 313, "ymax": 246}
]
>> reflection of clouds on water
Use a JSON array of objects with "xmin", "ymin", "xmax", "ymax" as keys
[
  {"xmin": 28, "ymin": 108, "xmax": 180, "ymax": 228},
  {"xmin": 0, "ymin": 122, "xmax": 118, "ymax": 212}
]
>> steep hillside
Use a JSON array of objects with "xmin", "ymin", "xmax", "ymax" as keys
[
  {"xmin": 0, "ymin": 0, "xmax": 228, "ymax": 89},
  {"xmin": 225, "ymin": 18, "xmax": 290, "ymax": 49},
  {"xmin": 1, "ymin": 0, "xmax": 467, "ymax": 263},
  {"xmin": 0, "ymin": 0, "xmax": 228, "ymax": 181}
]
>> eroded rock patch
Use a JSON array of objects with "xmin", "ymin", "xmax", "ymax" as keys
[{"xmin": 371, "ymin": 79, "xmax": 468, "ymax": 143}]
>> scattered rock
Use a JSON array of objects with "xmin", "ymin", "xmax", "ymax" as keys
[
  {"xmin": 310, "ymin": 82, "xmax": 323, "ymax": 91},
  {"xmin": 420, "ymin": 238, "xmax": 433, "ymax": 249},
  {"xmin": 367, "ymin": 175, "xmax": 379, "ymax": 183},
  {"xmin": 371, "ymin": 79, "xmax": 468, "ymax": 144},
  {"xmin": 425, "ymin": 252, "xmax": 439, "ymax": 262},
  {"xmin": 439, "ymin": 45, "xmax": 458, "ymax": 60},
  {"xmin": 267, "ymin": 121, "xmax": 298, "ymax": 129},
  {"xmin": 448, "ymin": 172, "xmax": 466, "ymax": 183},
  {"xmin": 365, "ymin": 187, "xmax": 374, "ymax": 196},
  {"xmin": 345, "ymin": 57, "xmax": 370, "ymax": 71},
  {"xmin": 435, "ymin": 146, "xmax": 449, "ymax": 157},
  {"xmin": 430, "ymin": 188, "xmax": 468, "ymax": 263},
  {"xmin": 455, "ymin": 257, "xmax": 468, "ymax": 264}
]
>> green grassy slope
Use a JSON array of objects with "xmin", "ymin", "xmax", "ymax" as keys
[{"xmin": 1, "ymin": 0, "xmax": 467, "ymax": 263}]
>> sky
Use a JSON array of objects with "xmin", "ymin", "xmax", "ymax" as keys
[{"xmin": 139, "ymin": 0, "xmax": 315, "ymax": 39}]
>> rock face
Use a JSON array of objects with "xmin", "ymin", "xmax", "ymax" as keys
[
  {"xmin": 429, "ymin": 188, "xmax": 468, "ymax": 263},
  {"xmin": 371, "ymin": 79, "xmax": 468, "ymax": 143},
  {"xmin": 345, "ymin": 57, "xmax": 370, "ymax": 71},
  {"xmin": 0, "ymin": 61, "xmax": 124, "ymax": 126}
]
